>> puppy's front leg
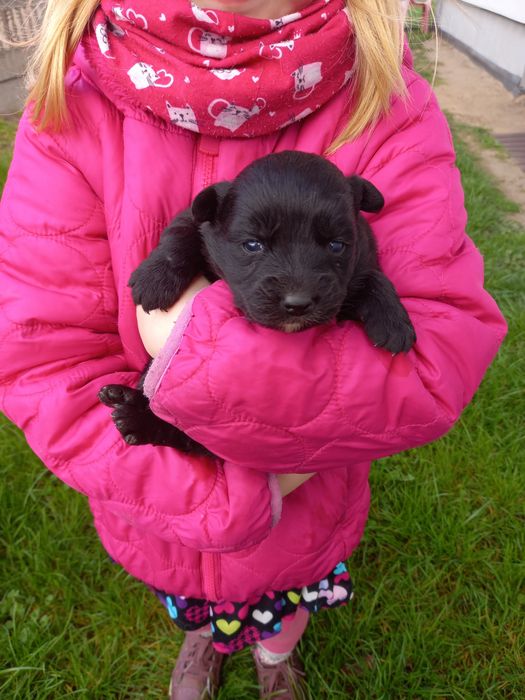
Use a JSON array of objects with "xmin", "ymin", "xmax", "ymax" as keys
[
  {"xmin": 129, "ymin": 211, "xmax": 205, "ymax": 312},
  {"xmin": 340, "ymin": 270, "xmax": 416, "ymax": 354}
]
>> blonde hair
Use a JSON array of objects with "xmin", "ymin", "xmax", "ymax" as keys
[
  {"xmin": 329, "ymin": 0, "xmax": 406, "ymax": 152},
  {"xmin": 26, "ymin": 0, "xmax": 100, "ymax": 130},
  {"xmin": 27, "ymin": 0, "xmax": 406, "ymax": 147}
]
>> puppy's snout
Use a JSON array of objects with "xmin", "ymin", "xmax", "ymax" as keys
[{"xmin": 282, "ymin": 294, "xmax": 314, "ymax": 316}]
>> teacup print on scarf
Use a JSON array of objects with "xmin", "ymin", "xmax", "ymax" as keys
[{"xmin": 84, "ymin": 0, "xmax": 354, "ymax": 137}]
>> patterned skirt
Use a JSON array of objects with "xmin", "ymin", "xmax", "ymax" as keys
[{"xmin": 153, "ymin": 561, "xmax": 353, "ymax": 654}]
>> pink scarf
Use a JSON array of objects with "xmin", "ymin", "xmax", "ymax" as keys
[{"xmin": 84, "ymin": 0, "xmax": 354, "ymax": 137}]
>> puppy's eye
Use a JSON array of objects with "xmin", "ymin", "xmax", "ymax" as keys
[
  {"xmin": 328, "ymin": 240, "xmax": 346, "ymax": 254},
  {"xmin": 242, "ymin": 240, "xmax": 265, "ymax": 253}
]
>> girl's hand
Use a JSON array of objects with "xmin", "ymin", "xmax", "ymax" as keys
[
  {"xmin": 136, "ymin": 275, "xmax": 211, "ymax": 357},
  {"xmin": 277, "ymin": 472, "xmax": 315, "ymax": 496}
]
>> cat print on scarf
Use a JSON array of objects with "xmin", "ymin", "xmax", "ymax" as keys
[
  {"xmin": 208, "ymin": 97, "xmax": 266, "ymax": 133},
  {"xmin": 210, "ymin": 68, "xmax": 246, "ymax": 81},
  {"xmin": 292, "ymin": 62, "xmax": 323, "ymax": 99},
  {"xmin": 190, "ymin": 3, "xmax": 220, "ymax": 26},
  {"xmin": 112, "ymin": 5, "xmax": 148, "ymax": 29},
  {"xmin": 165, "ymin": 102, "xmax": 199, "ymax": 132},
  {"xmin": 188, "ymin": 28, "xmax": 232, "ymax": 59},
  {"xmin": 259, "ymin": 36, "xmax": 299, "ymax": 60},
  {"xmin": 95, "ymin": 23, "xmax": 114, "ymax": 58},
  {"xmin": 128, "ymin": 62, "xmax": 174, "ymax": 90},
  {"xmin": 84, "ymin": 0, "xmax": 354, "ymax": 137}
]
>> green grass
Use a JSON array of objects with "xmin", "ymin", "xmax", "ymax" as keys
[
  {"xmin": 1, "ymin": 108, "xmax": 524, "ymax": 699},
  {"xmin": 446, "ymin": 114, "xmax": 510, "ymax": 161},
  {"xmin": 406, "ymin": 28, "xmax": 439, "ymax": 85},
  {"xmin": 0, "ymin": 120, "xmax": 17, "ymax": 190}
]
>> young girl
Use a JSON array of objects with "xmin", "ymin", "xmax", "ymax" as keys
[{"xmin": 0, "ymin": 0, "xmax": 506, "ymax": 698}]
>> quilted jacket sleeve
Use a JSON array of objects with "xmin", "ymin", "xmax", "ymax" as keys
[
  {"xmin": 0, "ymin": 112, "xmax": 280, "ymax": 551},
  {"xmin": 145, "ymin": 84, "xmax": 507, "ymax": 473}
]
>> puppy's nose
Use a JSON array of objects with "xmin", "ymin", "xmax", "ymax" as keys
[{"xmin": 283, "ymin": 294, "xmax": 313, "ymax": 315}]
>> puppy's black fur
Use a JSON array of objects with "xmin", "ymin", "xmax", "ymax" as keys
[{"xmin": 99, "ymin": 151, "xmax": 416, "ymax": 453}]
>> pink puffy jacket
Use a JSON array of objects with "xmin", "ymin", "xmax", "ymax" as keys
[{"xmin": 0, "ymin": 47, "xmax": 506, "ymax": 601}]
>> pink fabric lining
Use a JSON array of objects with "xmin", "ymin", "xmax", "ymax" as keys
[
  {"xmin": 143, "ymin": 296, "xmax": 198, "ymax": 400},
  {"xmin": 267, "ymin": 474, "xmax": 283, "ymax": 528},
  {"xmin": 259, "ymin": 607, "xmax": 310, "ymax": 654}
]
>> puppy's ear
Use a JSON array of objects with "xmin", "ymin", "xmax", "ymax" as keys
[
  {"xmin": 192, "ymin": 181, "xmax": 232, "ymax": 224},
  {"xmin": 347, "ymin": 175, "xmax": 384, "ymax": 213}
]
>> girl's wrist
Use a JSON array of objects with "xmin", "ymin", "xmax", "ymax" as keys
[
  {"xmin": 136, "ymin": 275, "xmax": 211, "ymax": 357},
  {"xmin": 276, "ymin": 472, "xmax": 315, "ymax": 497}
]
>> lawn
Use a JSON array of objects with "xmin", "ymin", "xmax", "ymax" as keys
[
  {"xmin": 1, "ymin": 85, "xmax": 524, "ymax": 700},
  {"xmin": 0, "ymin": 119, "xmax": 17, "ymax": 188}
]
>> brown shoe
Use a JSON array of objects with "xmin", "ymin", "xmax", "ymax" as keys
[
  {"xmin": 169, "ymin": 632, "xmax": 223, "ymax": 700},
  {"xmin": 252, "ymin": 647, "xmax": 308, "ymax": 700}
]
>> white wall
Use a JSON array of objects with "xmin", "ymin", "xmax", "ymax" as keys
[
  {"xmin": 461, "ymin": 0, "xmax": 525, "ymax": 23},
  {"xmin": 436, "ymin": 0, "xmax": 525, "ymax": 92}
]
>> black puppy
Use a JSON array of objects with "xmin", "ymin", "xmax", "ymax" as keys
[{"xmin": 99, "ymin": 151, "xmax": 416, "ymax": 452}]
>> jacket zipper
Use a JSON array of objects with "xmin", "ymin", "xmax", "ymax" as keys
[
  {"xmin": 192, "ymin": 134, "xmax": 220, "ymax": 199},
  {"xmin": 195, "ymin": 133, "xmax": 222, "ymax": 601}
]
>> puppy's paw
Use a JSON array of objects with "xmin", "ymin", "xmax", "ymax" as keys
[
  {"xmin": 99, "ymin": 383, "xmax": 211, "ymax": 452},
  {"xmin": 384, "ymin": 319, "xmax": 417, "ymax": 354},
  {"xmin": 98, "ymin": 384, "xmax": 147, "ymax": 408},
  {"xmin": 112, "ymin": 405, "xmax": 152, "ymax": 445},
  {"xmin": 99, "ymin": 384, "xmax": 152, "ymax": 444},
  {"xmin": 365, "ymin": 313, "xmax": 416, "ymax": 354},
  {"xmin": 129, "ymin": 260, "xmax": 186, "ymax": 312}
]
